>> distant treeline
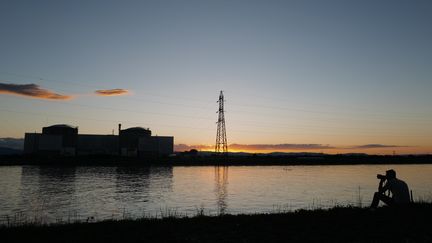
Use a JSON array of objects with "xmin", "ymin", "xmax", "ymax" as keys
[{"xmin": 0, "ymin": 154, "xmax": 431, "ymax": 166}]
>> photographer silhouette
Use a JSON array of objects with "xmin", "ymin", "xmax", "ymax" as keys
[{"xmin": 370, "ymin": 169, "xmax": 410, "ymax": 208}]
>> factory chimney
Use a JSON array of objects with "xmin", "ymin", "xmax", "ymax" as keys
[{"xmin": 118, "ymin": 123, "xmax": 122, "ymax": 156}]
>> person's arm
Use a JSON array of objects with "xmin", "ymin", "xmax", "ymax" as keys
[{"xmin": 378, "ymin": 179, "xmax": 389, "ymax": 193}]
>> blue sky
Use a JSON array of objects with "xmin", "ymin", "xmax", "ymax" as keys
[{"xmin": 1, "ymin": 0, "xmax": 431, "ymax": 153}]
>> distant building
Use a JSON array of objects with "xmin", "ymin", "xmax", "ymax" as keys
[
  {"xmin": 119, "ymin": 126, "xmax": 151, "ymax": 157},
  {"xmin": 77, "ymin": 134, "xmax": 119, "ymax": 156},
  {"xmin": 24, "ymin": 124, "xmax": 78, "ymax": 156},
  {"xmin": 24, "ymin": 124, "xmax": 174, "ymax": 157}
]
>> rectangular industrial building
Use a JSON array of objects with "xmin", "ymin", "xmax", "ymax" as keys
[{"xmin": 24, "ymin": 124, "xmax": 174, "ymax": 157}]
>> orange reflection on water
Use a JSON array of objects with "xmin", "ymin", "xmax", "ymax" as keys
[{"xmin": 214, "ymin": 166, "xmax": 228, "ymax": 214}]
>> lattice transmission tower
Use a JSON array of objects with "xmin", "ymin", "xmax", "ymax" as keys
[{"xmin": 215, "ymin": 91, "xmax": 228, "ymax": 154}]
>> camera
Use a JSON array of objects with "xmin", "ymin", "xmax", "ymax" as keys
[{"xmin": 377, "ymin": 174, "xmax": 386, "ymax": 180}]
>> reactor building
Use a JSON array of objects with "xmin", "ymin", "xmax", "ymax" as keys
[{"xmin": 24, "ymin": 124, "xmax": 174, "ymax": 157}]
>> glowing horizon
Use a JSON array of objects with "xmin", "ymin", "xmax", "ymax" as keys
[{"xmin": 174, "ymin": 144, "xmax": 432, "ymax": 155}]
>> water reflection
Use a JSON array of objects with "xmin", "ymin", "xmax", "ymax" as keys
[
  {"xmin": 21, "ymin": 166, "xmax": 76, "ymax": 196},
  {"xmin": 38, "ymin": 167, "xmax": 76, "ymax": 194},
  {"xmin": 148, "ymin": 166, "xmax": 173, "ymax": 185},
  {"xmin": 19, "ymin": 166, "xmax": 76, "ymax": 221},
  {"xmin": 114, "ymin": 166, "xmax": 173, "ymax": 217},
  {"xmin": 115, "ymin": 167, "xmax": 151, "ymax": 198},
  {"xmin": 0, "ymin": 167, "xmax": 22, "ymax": 215},
  {"xmin": 1, "ymin": 164, "xmax": 431, "ymax": 224},
  {"xmin": 214, "ymin": 166, "xmax": 228, "ymax": 214},
  {"xmin": 146, "ymin": 166, "xmax": 174, "ymax": 205},
  {"xmin": 114, "ymin": 167, "xmax": 173, "ymax": 200}
]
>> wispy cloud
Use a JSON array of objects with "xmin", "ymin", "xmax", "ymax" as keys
[
  {"xmin": 174, "ymin": 143, "xmax": 335, "ymax": 152},
  {"xmin": 0, "ymin": 83, "xmax": 72, "ymax": 100},
  {"xmin": 352, "ymin": 144, "xmax": 408, "ymax": 149},
  {"xmin": 95, "ymin": 89, "xmax": 129, "ymax": 96}
]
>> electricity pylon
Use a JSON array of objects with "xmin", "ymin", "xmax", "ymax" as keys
[{"xmin": 215, "ymin": 91, "xmax": 228, "ymax": 154}]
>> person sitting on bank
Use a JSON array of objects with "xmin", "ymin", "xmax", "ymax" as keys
[{"xmin": 370, "ymin": 169, "xmax": 410, "ymax": 208}]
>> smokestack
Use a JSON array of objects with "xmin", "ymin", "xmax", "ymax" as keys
[{"xmin": 118, "ymin": 123, "xmax": 122, "ymax": 156}]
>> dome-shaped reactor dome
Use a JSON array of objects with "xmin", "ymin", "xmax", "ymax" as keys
[
  {"xmin": 121, "ymin": 127, "xmax": 151, "ymax": 137},
  {"xmin": 42, "ymin": 124, "xmax": 78, "ymax": 135},
  {"xmin": 42, "ymin": 124, "xmax": 78, "ymax": 147}
]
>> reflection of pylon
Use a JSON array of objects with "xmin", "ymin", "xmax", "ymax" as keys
[
  {"xmin": 215, "ymin": 166, "xmax": 228, "ymax": 214},
  {"xmin": 215, "ymin": 91, "xmax": 228, "ymax": 154}
]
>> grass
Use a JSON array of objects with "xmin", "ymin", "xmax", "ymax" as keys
[{"xmin": 2, "ymin": 203, "xmax": 432, "ymax": 243}]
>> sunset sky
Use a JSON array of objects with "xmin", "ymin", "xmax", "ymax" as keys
[{"xmin": 0, "ymin": 0, "xmax": 431, "ymax": 154}]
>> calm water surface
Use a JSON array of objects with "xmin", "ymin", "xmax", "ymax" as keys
[{"xmin": 1, "ymin": 164, "xmax": 432, "ymax": 223}]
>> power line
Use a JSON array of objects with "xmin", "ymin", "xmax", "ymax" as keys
[
  {"xmin": 1, "ymin": 108, "xmax": 430, "ymax": 138},
  {"xmin": 1, "ymin": 72, "xmax": 431, "ymax": 139},
  {"xmin": 1, "ymin": 71, "xmax": 431, "ymax": 118},
  {"xmin": 1, "ymin": 87, "xmax": 430, "ymax": 134},
  {"xmin": 1, "ymin": 90, "xmax": 430, "ymax": 136},
  {"xmin": 227, "ymin": 90, "xmax": 432, "ymax": 118}
]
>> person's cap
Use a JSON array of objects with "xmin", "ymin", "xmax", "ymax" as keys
[{"xmin": 386, "ymin": 169, "xmax": 396, "ymax": 179}]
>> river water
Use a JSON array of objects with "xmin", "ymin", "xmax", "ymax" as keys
[{"xmin": 1, "ymin": 164, "xmax": 431, "ymax": 224}]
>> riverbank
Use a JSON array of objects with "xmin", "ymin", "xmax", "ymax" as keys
[
  {"xmin": 2, "ymin": 204, "xmax": 432, "ymax": 242},
  {"xmin": 0, "ymin": 154, "xmax": 431, "ymax": 166}
]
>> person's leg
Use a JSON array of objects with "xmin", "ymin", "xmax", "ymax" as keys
[
  {"xmin": 371, "ymin": 192, "xmax": 394, "ymax": 208},
  {"xmin": 371, "ymin": 192, "xmax": 380, "ymax": 208},
  {"xmin": 378, "ymin": 194, "xmax": 394, "ymax": 206}
]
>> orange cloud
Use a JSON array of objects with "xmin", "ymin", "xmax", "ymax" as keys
[
  {"xmin": 95, "ymin": 89, "xmax": 129, "ymax": 96},
  {"xmin": 0, "ymin": 83, "xmax": 72, "ymax": 100}
]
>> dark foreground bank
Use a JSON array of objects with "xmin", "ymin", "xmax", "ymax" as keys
[{"xmin": 2, "ymin": 204, "xmax": 432, "ymax": 243}]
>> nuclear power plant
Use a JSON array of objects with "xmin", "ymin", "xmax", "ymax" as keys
[{"xmin": 24, "ymin": 124, "xmax": 173, "ymax": 157}]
